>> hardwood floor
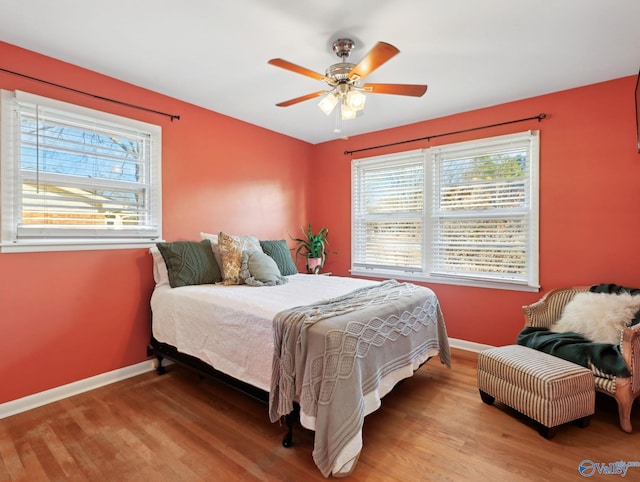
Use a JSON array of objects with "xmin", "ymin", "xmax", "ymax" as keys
[{"xmin": 2, "ymin": 349, "xmax": 639, "ymax": 481}]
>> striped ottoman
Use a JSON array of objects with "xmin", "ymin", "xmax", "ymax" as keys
[{"xmin": 477, "ymin": 345, "xmax": 595, "ymax": 438}]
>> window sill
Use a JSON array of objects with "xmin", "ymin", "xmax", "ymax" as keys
[
  {"xmin": 0, "ymin": 239, "xmax": 160, "ymax": 254},
  {"xmin": 350, "ymin": 269, "xmax": 540, "ymax": 292}
]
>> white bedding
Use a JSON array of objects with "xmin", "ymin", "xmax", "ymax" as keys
[
  {"xmin": 150, "ymin": 274, "xmax": 378, "ymax": 391},
  {"xmin": 151, "ymin": 272, "xmax": 450, "ymax": 477}
]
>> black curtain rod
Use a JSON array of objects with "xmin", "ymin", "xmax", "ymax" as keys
[
  {"xmin": 344, "ymin": 113, "xmax": 547, "ymax": 156},
  {"xmin": 0, "ymin": 67, "xmax": 180, "ymax": 121}
]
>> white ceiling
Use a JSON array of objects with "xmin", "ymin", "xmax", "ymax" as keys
[{"xmin": 2, "ymin": 0, "xmax": 639, "ymax": 144}]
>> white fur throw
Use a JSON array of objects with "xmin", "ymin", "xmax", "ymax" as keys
[{"xmin": 550, "ymin": 292, "xmax": 640, "ymax": 344}]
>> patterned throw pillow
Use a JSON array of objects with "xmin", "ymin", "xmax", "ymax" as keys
[
  {"xmin": 201, "ymin": 231, "xmax": 263, "ymax": 277},
  {"xmin": 218, "ymin": 231, "xmax": 245, "ymax": 285},
  {"xmin": 156, "ymin": 239, "xmax": 221, "ymax": 288}
]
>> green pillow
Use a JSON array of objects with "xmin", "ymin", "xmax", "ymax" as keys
[
  {"xmin": 259, "ymin": 240, "xmax": 298, "ymax": 275},
  {"xmin": 156, "ymin": 239, "xmax": 221, "ymax": 288}
]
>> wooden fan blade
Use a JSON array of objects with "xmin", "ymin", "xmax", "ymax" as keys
[
  {"xmin": 348, "ymin": 42, "xmax": 400, "ymax": 81},
  {"xmin": 275, "ymin": 91, "xmax": 327, "ymax": 107},
  {"xmin": 268, "ymin": 58, "xmax": 333, "ymax": 83},
  {"xmin": 362, "ymin": 83, "xmax": 428, "ymax": 97}
]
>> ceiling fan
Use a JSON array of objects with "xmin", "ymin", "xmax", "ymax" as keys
[{"xmin": 268, "ymin": 38, "xmax": 428, "ymax": 121}]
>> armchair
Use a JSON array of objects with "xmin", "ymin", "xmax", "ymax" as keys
[{"xmin": 522, "ymin": 286, "xmax": 640, "ymax": 433}]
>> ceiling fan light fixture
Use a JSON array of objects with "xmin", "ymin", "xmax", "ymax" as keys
[
  {"xmin": 346, "ymin": 89, "xmax": 366, "ymax": 111},
  {"xmin": 318, "ymin": 93, "xmax": 338, "ymax": 115},
  {"xmin": 341, "ymin": 102, "xmax": 357, "ymax": 120}
]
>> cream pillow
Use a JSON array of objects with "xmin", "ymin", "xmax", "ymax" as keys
[
  {"xmin": 149, "ymin": 246, "xmax": 170, "ymax": 286},
  {"xmin": 550, "ymin": 292, "xmax": 640, "ymax": 344}
]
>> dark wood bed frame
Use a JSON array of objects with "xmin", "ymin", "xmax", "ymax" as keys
[{"xmin": 147, "ymin": 336, "xmax": 298, "ymax": 447}]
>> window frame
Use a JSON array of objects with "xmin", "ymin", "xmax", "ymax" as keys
[
  {"xmin": 0, "ymin": 90, "xmax": 162, "ymax": 253},
  {"xmin": 351, "ymin": 130, "xmax": 540, "ymax": 292}
]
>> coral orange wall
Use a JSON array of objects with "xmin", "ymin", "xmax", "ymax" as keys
[
  {"xmin": 312, "ymin": 76, "xmax": 640, "ymax": 346},
  {"xmin": 0, "ymin": 42, "xmax": 313, "ymax": 404}
]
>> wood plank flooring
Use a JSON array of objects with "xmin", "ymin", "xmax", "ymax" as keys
[{"xmin": 2, "ymin": 349, "xmax": 639, "ymax": 481}]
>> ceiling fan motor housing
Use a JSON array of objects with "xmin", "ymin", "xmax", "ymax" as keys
[
  {"xmin": 326, "ymin": 62, "xmax": 357, "ymax": 82},
  {"xmin": 328, "ymin": 38, "xmax": 358, "ymax": 83}
]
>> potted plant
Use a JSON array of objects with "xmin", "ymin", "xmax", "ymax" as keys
[{"xmin": 291, "ymin": 224, "xmax": 332, "ymax": 273}]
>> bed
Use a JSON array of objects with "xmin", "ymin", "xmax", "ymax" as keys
[{"xmin": 148, "ymin": 236, "xmax": 450, "ymax": 477}]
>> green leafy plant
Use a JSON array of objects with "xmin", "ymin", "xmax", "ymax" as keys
[{"xmin": 291, "ymin": 224, "xmax": 332, "ymax": 267}]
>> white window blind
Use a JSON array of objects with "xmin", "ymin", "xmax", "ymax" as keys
[
  {"xmin": 1, "ymin": 90, "xmax": 162, "ymax": 252},
  {"xmin": 352, "ymin": 150, "xmax": 425, "ymax": 273},
  {"xmin": 351, "ymin": 131, "xmax": 539, "ymax": 291},
  {"xmin": 430, "ymin": 132, "xmax": 539, "ymax": 285}
]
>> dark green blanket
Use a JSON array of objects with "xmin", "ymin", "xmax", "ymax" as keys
[{"xmin": 516, "ymin": 326, "xmax": 630, "ymax": 377}]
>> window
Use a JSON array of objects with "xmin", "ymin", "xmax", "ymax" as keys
[
  {"xmin": 352, "ymin": 150, "xmax": 425, "ymax": 273},
  {"xmin": 352, "ymin": 131, "xmax": 539, "ymax": 291},
  {"xmin": 0, "ymin": 90, "xmax": 162, "ymax": 252}
]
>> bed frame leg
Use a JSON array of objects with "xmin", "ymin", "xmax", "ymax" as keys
[
  {"xmin": 154, "ymin": 353, "xmax": 166, "ymax": 375},
  {"xmin": 156, "ymin": 358, "xmax": 167, "ymax": 375},
  {"xmin": 147, "ymin": 343, "xmax": 167, "ymax": 375},
  {"xmin": 282, "ymin": 404, "xmax": 300, "ymax": 448},
  {"xmin": 282, "ymin": 419, "xmax": 293, "ymax": 447},
  {"xmin": 148, "ymin": 353, "xmax": 167, "ymax": 375}
]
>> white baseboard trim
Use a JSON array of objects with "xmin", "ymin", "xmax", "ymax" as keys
[
  {"xmin": 448, "ymin": 337, "xmax": 494, "ymax": 353},
  {"xmin": 0, "ymin": 360, "xmax": 156, "ymax": 420}
]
